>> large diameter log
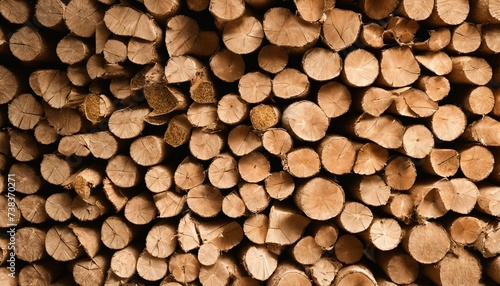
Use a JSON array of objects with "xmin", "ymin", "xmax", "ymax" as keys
[
  {"xmin": 35, "ymin": 0, "xmax": 66, "ymax": 31},
  {"xmin": 333, "ymin": 265, "xmax": 377, "ymax": 286},
  {"xmin": 15, "ymin": 227, "xmax": 47, "ymax": 262},
  {"xmin": 263, "ymin": 7, "xmax": 320, "ymax": 52},
  {"xmin": 402, "ymin": 222, "xmax": 451, "ymax": 264},
  {"xmin": 396, "ymin": 0, "xmax": 434, "ymax": 21},
  {"xmin": 45, "ymin": 225, "xmax": 84, "ymax": 262},
  {"xmin": 267, "ymin": 262, "xmax": 311, "ymax": 286},
  {"xmin": 469, "ymin": 0, "xmax": 500, "ymax": 23},
  {"xmin": 427, "ymin": 0, "xmax": 470, "ymax": 26},
  {"xmin": 430, "ymin": 104, "xmax": 467, "ymax": 142},
  {"xmin": 446, "ymin": 22, "xmax": 482, "ymax": 54},
  {"xmin": 422, "ymin": 247, "xmax": 481, "ymax": 286},
  {"xmin": 223, "ymin": 16, "xmax": 264, "ymax": 54}
]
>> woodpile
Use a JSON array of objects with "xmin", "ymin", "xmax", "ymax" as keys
[{"xmin": 0, "ymin": 0, "xmax": 499, "ymax": 285}]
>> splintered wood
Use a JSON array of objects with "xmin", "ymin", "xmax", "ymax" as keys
[{"xmin": 0, "ymin": 0, "xmax": 499, "ymax": 285}]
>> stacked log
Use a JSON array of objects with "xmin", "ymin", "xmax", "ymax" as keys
[{"xmin": 0, "ymin": 0, "xmax": 499, "ymax": 285}]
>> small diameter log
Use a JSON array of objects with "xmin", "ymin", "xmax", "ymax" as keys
[
  {"xmin": 317, "ymin": 81, "xmax": 351, "ymax": 118},
  {"xmin": 421, "ymin": 148, "xmax": 460, "ymax": 177},
  {"xmin": 446, "ymin": 22, "xmax": 482, "ymax": 54},
  {"xmin": 381, "ymin": 193, "xmax": 414, "ymax": 223},
  {"xmin": 67, "ymin": 63, "xmax": 91, "ymax": 87},
  {"xmin": 164, "ymin": 115, "xmax": 192, "ymax": 147},
  {"xmin": 322, "ymin": 8, "xmax": 362, "ymax": 52},
  {"xmin": 399, "ymin": 125, "xmax": 434, "ymax": 159},
  {"xmin": 341, "ymin": 49, "xmax": 379, "ymax": 87},
  {"xmin": 318, "ymin": 135, "xmax": 358, "ymax": 175},
  {"xmin": 35, "ymin": 0, "xmax": 66, "ymax": 31},
  {"xmin": 336, "ymin": 201, "xmax": 373, "ymax": 234},
  {"xmin": 69, "ymin": 223, "xmax": 101, "ymax": 258},
  {"xmin": 101, "ymin": 216, "xmax": 137, "ymax": 250},
  {"xmin": 244, "ymin": 214, "xmax": 269, "ymax": 244},
  {"xmin": 237, "ymin": 151, "xmax": 270, "ymax": 184},
  {"xmin": 294, "ymin": 177, "xmax": 344, "ymax": 221},
  {"xmin": 103, "ymin": 37, "xmax": 127, "ymax": 64},
  {"xmin": 223, "ymin": 16, "xmax": 263, "ymax": 54},
  {"xmin": 154, "ymin": 190, "xmax": 186, "ymax": 218},
  {"xmin": 110, "ymin": 245, "xmax": 140, "ymax": 279},
  {"xmin": 479, "ymin": 25, "xmax": 500, "ymax": 54},
  {"xmin": 376, "ymin": 250, "xmax": 419, "ymax": 285},
  {"xmin": 82, "ymin": 93, "xmax": 115, "ymax": 124},
  {"xmin": 198, "ymin": 243, "xmax": 220, "ymax": 266},
  {"xmin": 8, "ymin": 93, "xmax": 44, "ymax": 131},
  {"xmin": 19, "ymin": 195, "xmax": 49, "ymax": 224},
  {"xmin": 353, "ymin": 143, "xmax": 389, "ymax": 175},
  {"xmin": 250, "ymin": 104, "xmax": 280, "ymax": 131},
  {"xmin": 258, "ymin": 45, "xmax": 288, "ymax": 74},
  {"xmin": 15, "ymin": 227, "xmax": 47, "ymax": 262},
  {"xmin": 146, "ymin": 221, "xmax": 177, "ymax": 259},
  {"xmin": 189, "ymin": 70, "xmax": 216, "ymax": 104},
  {"xmin": 351, "ymin": 87, "xmax": 392, "ymax": 117},
  {"xmin": 45, "ymin": 192, "xmax": 73, "ymax": 222},
  {"xmin": 264, "ymin": 171, "xmax": 295, "ymax": 201},
  {"xmin": 267, "ymin": 263, "xmax": 311, "ymax": 286},
  {"xmin": 349, "ymin": 175, "xmax": 391, "ymax": 207},
  {"xmin": 463, "ymin": 116, "xmax": 500, "ymax": 146},
  {"xmin": 427, "ymin": 0, "xmax": 469, "ymax": 26},
  {"xmin": 187, "ymin": 184, "xmax": 223, "ymax": 218},
  {"xmin": 72, "ymin": 166, "xmax": 103, "ymax": 200},
  {"xmin": 136, "ymin": 251, "xmax": 168, "ymax": 282},
  {"xmin": 310, "ymin": 222, "xmax": 338, "ymax": 251},
  {"xmin": 430, "ymin": 104, "xmax": 467, "ymax": 142},
  {"xmin": 217, "ymin": 94, "xmax": 248, "ymax": 125},
  {"xmin": 272, "ymin": 68, "xmax": 309, "ymax": 100},
  {"xmin": 334, "ymin": 234, "xmax": 364, "ymax": 264},
  {"xmin": 197, "ymin": 219, "xmax": 244, "ymax": 251},
  {"xmin": 377, "ymin": 46, "xmax": 420, "ymax": 87},
  {"xmin": 415, "ymin": 76, "xmax": 450, "ymax": 101},
  {"xmin": 261, "ymin": 128, "xmax": 293, "ymax": 157},
  {"xmin": 390, "ymin": 88, "xmax": 438, "ymax": 118},
  {"xmin": 0, "ymin": 66, "xmax": 20, "ymax": 104},
  {"xmin": 282, "ymin": 101, "xmax": 329, "ymax": 142},
  {"xmin": 19, "ymin": 262, "xmax": 62, "ymax": 286},
  {"xmin": 384, "ymin": 156, "xmax": 417, "ymax": 191},
  {"xmin": 209, "ymin": 49, "xmax": 245, "ymax": 82},
  {"xmin": 474, "ymin": 221, "xmax": 500, "ymax": 258},
  {"xmin": 45, "ymin": 225, "xmax": 84, "ymax": 262},
  {"xmin": 415, "ymin": 28, "xmax": 452, "ymax": 52},
  {"xmin": 239, "ymin": 72, "xmax": 272, "ymax": 104},
  {"xmin": 485, "ymin": 256, "xmax": 500, "ymax": 284},
  {"xmin": 108, "ymin": 106, "xmax": 150, "ymax": 139},
  {"xmin": 461, "ymin": 86, "xmax": 496, "ymax": 115},
  {"xmin": 174, "ymin": 157, "xmax": 206, "ymax": 191},
  {"xmin": 128, "ymin": 38, "xmax": 162, "ymax": 65},
  {"xmin": 263, "ymin": 7, "xmax": 320, "ymax": 51},
  {"xmin": 187, "ymin": 103, "xmax": 217, "ymax": 127},
  {"xmin": 169, "ymin": 253, "xmax": 200, "ymax": 283},
  {"xmin": 302, "ymin": 48, "xmax": 342, "ymax": 81},
  {"xmin": 291, "ymin": 236, "xmax": 323, "ymax": 265},
  {"xmin": 228, "ymin": 125, "xmax": 262, "ymax": 156},
  {"xmin": 402, "ymin": 222, "xmax": 451, "ymax": 264},
  {"xmin": 57, "ymin": 35, "xmax": 91, "ymax": 64},
  {"xmin": 145, "ymin": 165, "xmax": 173, "ymax": 194},
  {"xmin": 240, "ymin": 183, "xmax": 270, "ymax": 213},
  {"xmin": 208, "ymin": 153, "xmax": 239, "ymax": 189},
  {"xmin": 476, "ymin": 183, "xmax": 500, "ymax": 217},
  {"xmin": 9, "ymin": 26, "xmax": 53, "ymax": 63},
  {"xmin": 266, "ymin": 203, "xmax": 311, "ymax": 246},
  {"xmin": 71, "ymin": 193, "xmax": 110, "ymax": 221},
  {"xmin": 396, "ymin": 0, "xmax": 434, "ymax": 21},
  {"xmin": 352, "ymin": 114, "xmax": 405, "ymax": 149},
  {"xmin": 106, "ymin": 155, "xmax": 140, "ymax": 188},
  {"xmin": 104, "ymin": 5, "xmax": 160, "ymax": 41},
  {"xmin": 9, "ymin": 130, "xmax": 40, "ymax": 162},
  {"xmin": 410, "ymin": 179, "xmax": 456, "ymax": 220},
  {"xmin": 165, "ymin": 55, "xmax": 203, "ymax": 84},
  {"xmin": 450, "ymin": 178, "xmax": 479, "ymax": 214},
  {"xmin": 306, "ymin": 258, "xmax": 342, "ymax": 286},
  {"xmin": 422, "ymin": 247, "xmax": 481, "ymax": 286},
  {"xmin": 64, "ymin": 0, "xmax": 103, "ymax": 37},
  {"xmin": 124, "ymin": 193, "xmax": 156, "ymax": 225},
  {"xmin": 144, "ymin": 83, "xmax": 188, "ymax": 115},
  {"xmin": 40, "ymin": 154, "xmax": 72, "ymax": 186},
  {"xmin": 130, "ymin": 135, "xmax": 168, "ymax": 167},
  {"xmin": 359, "ymin": 23, "xmax": 384, "ymax": 51},
  {"xmin": 283, "ymin": 147, "xmax": 321, "ymax": 178},
  {"xmin": 9, "ymin": 163, "xmax": 41, "ymax": 195},
  {"xmin": 415, "ymin": 51, "xmax": 452, "ymax": 76},
  {"xmin": 198, "ymin": 258, "xmax": 231, "ymax": 286},
  {"xmin": 189, "ymin": 128, "xmax": 225, "ymax": 161},
  {"xmin": 241, "ymin": 244, "xmax": 278, "ymax": 281},
  {"xmin": 448, "ymin": 216, "xmax": 485, "ymax": 245},
  {"xmin": 459, "ymin": 145, "xmax": 494, "ymax": 182},
  {"xmin": 35, "ymin": 120, "xmax": 59, "ymax": 145},
  {"xmin": 447, "ymin": 56, "xmax": 492, "ymax": 85},
  {"xmin": 223, "ymin": 191, "xmax": 247, "ymax": 218}
]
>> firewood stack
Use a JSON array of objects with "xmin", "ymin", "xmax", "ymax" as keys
[{"xmin": 0, "ymin": 0, "xmax": 499, "ymax": 285}]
